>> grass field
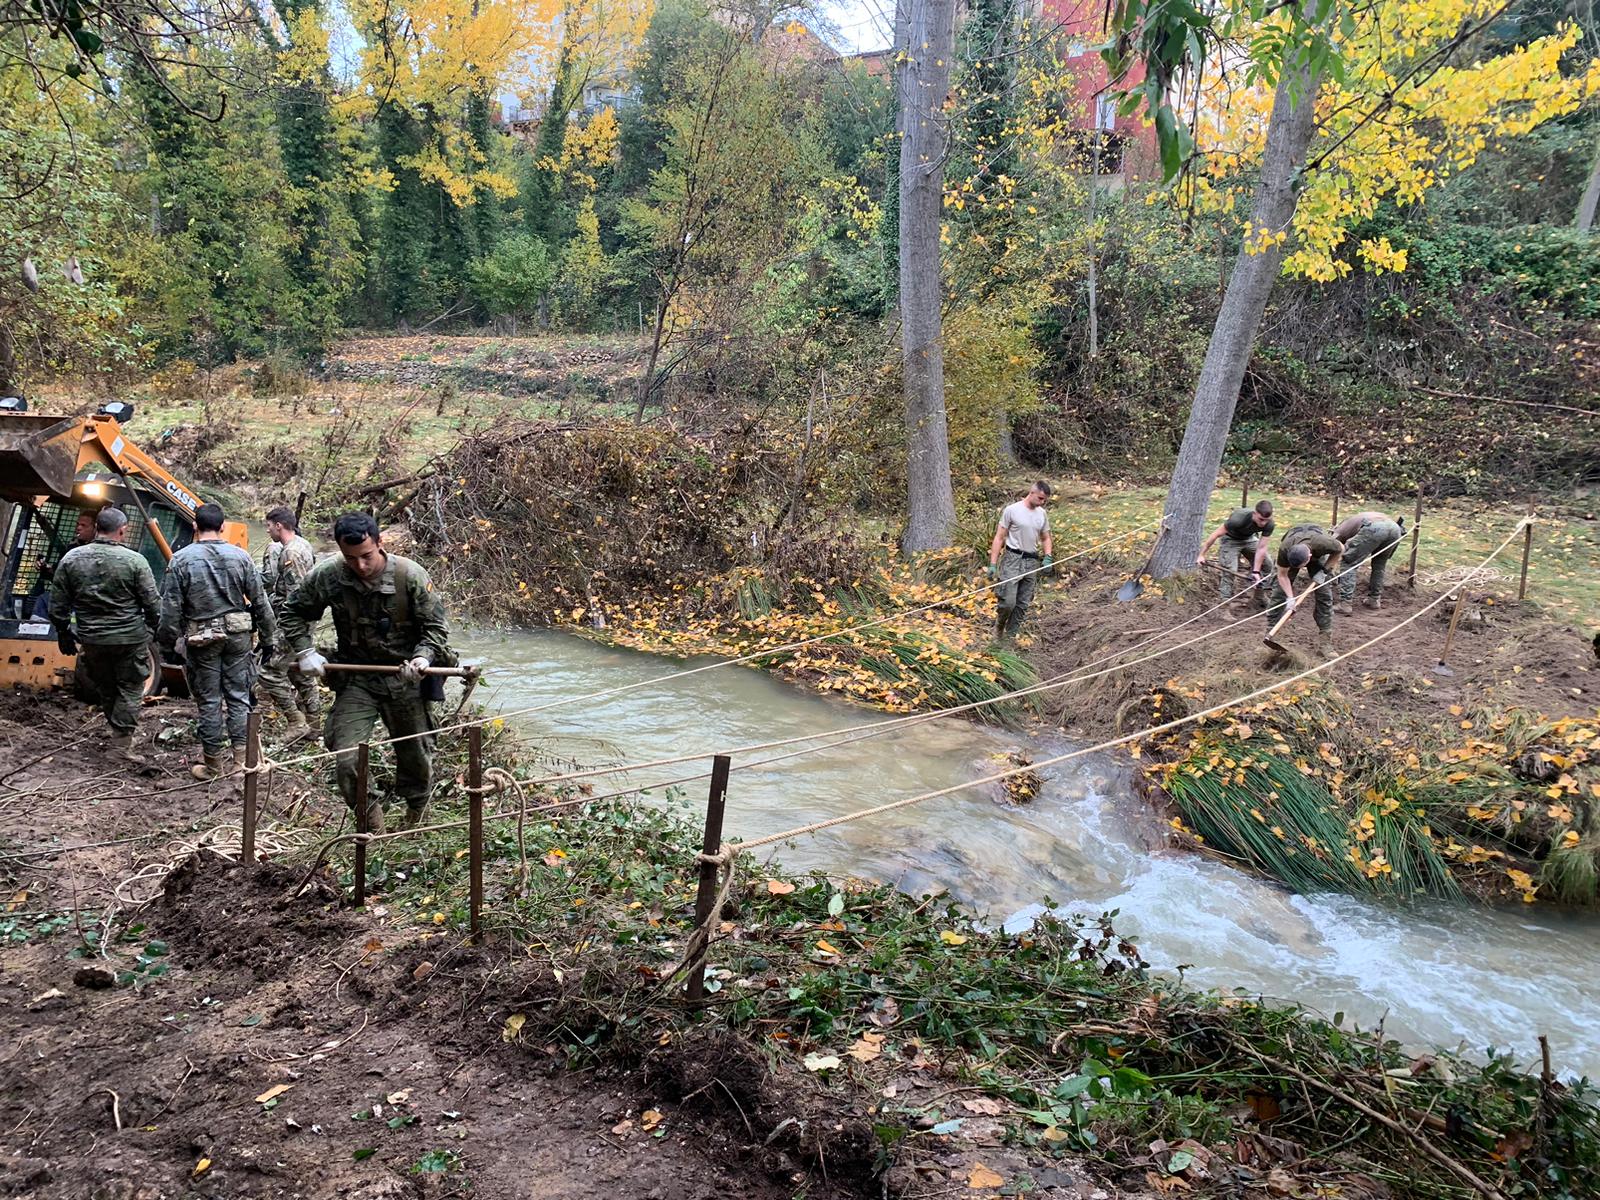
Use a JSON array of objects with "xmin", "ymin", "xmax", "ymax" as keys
[{"xmin": 1042, "ymin": 479, "xmax": 1600, "ymax": 627}]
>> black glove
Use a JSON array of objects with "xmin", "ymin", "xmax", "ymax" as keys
[
  {"xmin": 56, "ymin": 627, "xmax": 78, "ymax": 657},
  {"xmin": 257, "ymin": 641, "xmax": 277, "ymax": 667}
]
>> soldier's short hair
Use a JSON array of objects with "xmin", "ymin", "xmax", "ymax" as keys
[
  {"xmin": 96, "ymin": 507, "xmax": 128, "ymax": 535},
  {"xmin": 334, "ymin": 512, "xmax": 381, "ymax": 547},
  {"xmin": 1286, "ymin": 544, "xmax": 1311, "ymax": 568},
  {"xmin": 264, "ymin": 506, "xmax": 298, "ymax": 533},
  {"xmin": 1255, "ymin": 500, "xmax": 1274, "ymax": 518},
  {"xmin": 1031, "ymin": 480, "xmax": 1052, "ymax": 498},
  {"xmin": 195, "ymin": 502, "xmax": 225, "ymax": 533}
]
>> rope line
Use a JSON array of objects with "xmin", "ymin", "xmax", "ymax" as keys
[
  {"xmin": 485, "ymin": 518, "xmax": 1423, "ymax": 792},
  {"xmin": 266, "ymin": 518, "xmax": 1162, "ymax": 771},
  {"xmin": 281, "ymin": 521, "xmax": 1450, "ymax": 877},
  {"xmin": 726, "ymin": 518, "xmax": 1527, "ymax": 855}
]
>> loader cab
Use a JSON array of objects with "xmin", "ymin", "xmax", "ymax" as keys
[{"xmin": 0, "ymin": 406, "xmax": 234, "ymax": 692}]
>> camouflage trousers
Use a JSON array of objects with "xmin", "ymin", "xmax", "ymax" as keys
[
  {"xmin": 996, "ymin": 549, "xmax": 1041, "ymax": 637},
  {"xmin": 1337, "ymin": 519, "xmax": 1403, "ymax": 602},
  {"xmin": 1215, "ymin": 535, "xmax": 1262, "ymax": 601},
  {"xmin": 325, "ymin": 674, "xmax": 435, "ymax": 813},
  {"xmin": 187, "ymin": 631, "xmax": 256, "ymax": 754},
  {"xmin": 257, "ymin": 651, "xmax": 322, "ymax": 721},
  {"xmin": 79, "ymin": 641, "xmax": 150, "ymax": 735}
]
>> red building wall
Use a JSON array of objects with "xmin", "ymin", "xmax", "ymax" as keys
[{"xmin": 1039, "ymin": 0, "xmax": 1158, "ymax": 177}]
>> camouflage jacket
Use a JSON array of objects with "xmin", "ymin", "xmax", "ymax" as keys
[
  {"xmin": 261, "ymin": 534, "xmax": 317, "ymax": 615},
  {"xmin": 158, "ymin": 539, "xmax": 278, "ymax": 650},
  {"xmin": 49, "ymin": 538, "xmax": 161, "ymax": 646},
  {"xmin": 280, "ymin": 553, "xmax": 450, "ymax": 667}
]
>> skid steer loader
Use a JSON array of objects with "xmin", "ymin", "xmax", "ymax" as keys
[{"xmin": 0, "ymin": 400, "xmax": 248, "ymax": 693}]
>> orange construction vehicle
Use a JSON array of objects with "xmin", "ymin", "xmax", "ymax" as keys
[{"xmin": 0, "ymin": 400, "xmax": 248, "ymax": 691}]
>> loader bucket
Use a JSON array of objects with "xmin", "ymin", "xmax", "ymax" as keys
[{"xmin": 0, "ymin": 415, "xmax": 82, "ymax": 501}]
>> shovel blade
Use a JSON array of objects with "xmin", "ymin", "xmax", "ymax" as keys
[
  {"xmin": 1116, "ymin": 578, "xmax": 1144, "ymax": 602},
  {"xmin": 1263, "ymin": 636, "xmax": 1288, "ymax": 653}
]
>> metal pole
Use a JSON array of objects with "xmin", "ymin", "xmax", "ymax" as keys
[
  {"xmin": 1406, "ymin": 487, "xmax": 1425, "ymax": 589},
  {"xmin": 241, "ymin": 710, "xmax": 261, "ymax": 867},
  {"xmin": 1439, "ymin": 588, "xmax": 1468, "ymax": 669},
  {"xmin": 1240, "ymin": 481, "xmax": 1249, "ymax": 509},
  {"xmin": 353, "ymin": 743, "xmax": 370, "ymax": 907},
  {"xmin": 684, "ymin": 754, "xmax": 731, "ymax": 1005},
  {"xmin": 468, "ymin": 725, "xmax": 484, "ymax": 945},
  {"xmin": 1518, "ymin": 510, "xmax": 1534, "ymax": 601}
]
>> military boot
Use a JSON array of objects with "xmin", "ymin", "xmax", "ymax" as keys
[
  {"xmin": 279, "ymin": 712, "xmax": 313, "ymax": 747},
  {"xmin": 1364, "ymin": 596, "xmax": 1383, "ymax": 610},
  {"xmin": 399, "ymin": 802, "xmax": 430, "ymax": 831},
  {"xmin": 191, "ymin": 748, "xmax": 235, "ymax": 781},
  {"xmin": 1334, "ymin": 602, "xmax": 1354, "ymax": 617},
  {"xmin": 1315, "ymin": 631, "xmax": 1336, "ymax": 659},
  {"xmin": 360, "ymin": 799, "xmax": 386, "ymax": 837},
  {"xmin": 109, "ymin": 733, "xmax": 147, "ymax": 765}
]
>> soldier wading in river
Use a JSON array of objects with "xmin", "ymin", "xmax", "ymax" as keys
[
  {"xmin": 159, "ymin": 503, "xmax": 278, "ymax": 780},
  {"xmin": 280, "ymin": 513, "xmax": 455, "ymax": 833}
]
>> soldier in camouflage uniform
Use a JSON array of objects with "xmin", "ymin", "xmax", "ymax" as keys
[
  {"xmin": 1262, "ymin": 525, "xmax": 1345, "ymax": 657},
  {"xmin": 1330, "ymin": 510, "xmax": 1405, "ymax": 614},
  {"xmin": 48, "ymin": 508, "xmax": 161, "ymax": 761},
  {"xmin": 256, "ymin": 505, "xmax": 321, "ymax": 744},
  {"xmin": 280, "ymin": 513, "xmax": 453, "ymax": 834},
  {"xmin": 159, "ymin": 503, "xmax": 278, "ymax": 780}
]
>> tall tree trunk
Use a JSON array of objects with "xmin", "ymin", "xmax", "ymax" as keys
[
  {"xmin": 1577, "ymin": 128, "xmax": 1600, "ymax": 233},
  {"xmin": 1147, "ymin": 59, "xmax": 1322, "ymax": 577},
  {"xmin": 1087, "ymin": 127, "xmax": 1101, "ymax": 357},
  {"xmin": 898, "ymin": 0, "xmax": 958, "ymax": 553}
]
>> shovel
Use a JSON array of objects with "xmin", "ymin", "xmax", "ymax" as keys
[
  {"xmin": 1263, "ymin": 600, "xmax": 1297, "ymax": 653},
  {"xmin": 1116, "ymin": 538, "xmax": 1164, "ymax": 603}
]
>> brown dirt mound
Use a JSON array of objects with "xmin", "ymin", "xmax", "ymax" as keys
[{"xmin": 1032, "ymin": 577, "xmax": 1596, "ymax": 742}]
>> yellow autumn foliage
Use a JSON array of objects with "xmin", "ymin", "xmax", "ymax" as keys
[{"xmin": 1187, "ymin": 0, "xmax": 1600, "ymax": 280}]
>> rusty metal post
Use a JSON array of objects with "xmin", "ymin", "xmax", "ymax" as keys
[
  {"xmin": 1407, "ymin": 487, "xmax": 1425, "ymax": 589},
  {"xmin": 241, "ymin": 710, "xmax": 261, "ymax": 867},
  {"xmin": 467, "ymin": 725, "xmax": 484, "ymax": 945},
  {"xmin": 353, "ymin": 742, "xmax": 370, "ymax": 907},
  {"xmin": 1240, "ymin": 481, "xmax": 1249, "ymax": 509},
  {"xmin": 1331, "ymin": 491, "xmax": 1340, "ymax": 526},
  {"xmin": 1518, "ymin": 510, "xmax": 1535, "ymax": 601},
  {"xmin": 684, "ymin": 754, "xmax": 732, "ymax": 1005},
  {"xmin": 1437, "ymin": 588, "xmax": 1468, "ymax": 671}
]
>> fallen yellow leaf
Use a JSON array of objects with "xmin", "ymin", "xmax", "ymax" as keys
[
  {"xmin": 502, "ymin": 1013, "xmax": 526, "ymax": 1042},
  {"xmin": 939, "ymin": 931, "xmax": 968, "ymax": 946},
  {"xmin": 815, "ymin": 938, "xmax": 841, "ymax": 956},
  {"xmin": 968, "ymin": 1163, "xmax": 1005, "ymax": 1189},
  {"xmin": 254, "ymin": 1084, "xmax": 293, "ymax": 1104},
  {"xmin": 193, "ymin": 1158, "xmax": 211, "ymax": 1176},
  {"xmin": 765, "ymin": 879, "xmax": 796, "ymax": 895},
  {"xmin": 640, "ymin": 1108, "xmax": 664, "ymax": 1130}
]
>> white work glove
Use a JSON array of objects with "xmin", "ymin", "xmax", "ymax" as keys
[
  {"xmin": 297, "ymin": 648, "xmax": 328, "ymax": 677},
  {"xmin": 398, "ymin": 655, "xmax": 430, "ymax": 683}
]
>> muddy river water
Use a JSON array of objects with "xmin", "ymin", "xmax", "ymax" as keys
[{"xmin": 458, "ymin": 627, "xmax": 1600, "ymax": 1079}]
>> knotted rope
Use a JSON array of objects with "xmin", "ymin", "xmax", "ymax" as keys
[{"xmin": 662, "ymin": 842, "xmax": 738, "ymax": 990}]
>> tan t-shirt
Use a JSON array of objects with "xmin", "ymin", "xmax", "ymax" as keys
[{"xmin": 1000, "ymin": 501, "xmax": 1049, "ymax": 554}]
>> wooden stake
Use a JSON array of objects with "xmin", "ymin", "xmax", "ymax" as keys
[
  {"xmin": 241, "ymin": 710, "xmax": 261, "ymax": 868},
  {"xmin": 1240, "ymin": 481, "xmax": 1249, "ymax": 509},
  {"xmin": 1407, "ymin": 487, "xmax": 1425, "ymax": 589},
  {"xmin": 353, "ymin": 742, "xmax": 370, "ymax": 907},
  {"xmin": 684, "ymin": 755, "xmax": 731, "ymax": 1005},
  {"xmin": 1518, "ymin": 510, "xmax": 1534, "ymax": 601},
  {"xmin": 468, "ymin": 725, "xmax": 484, "ymax": 945},
  {"xmin": 1331, "ymin": 491, "xmax": 1340, "ymax": 526}
]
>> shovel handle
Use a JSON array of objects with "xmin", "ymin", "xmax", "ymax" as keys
[{"xmin": 1265, "ymin": 601, "xmax": 1297, "ymax": 640}]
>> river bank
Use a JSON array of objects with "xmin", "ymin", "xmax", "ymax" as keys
[{"xmin": 3, "ymin": 682, "xmax": 1597, "ymax": 1199}]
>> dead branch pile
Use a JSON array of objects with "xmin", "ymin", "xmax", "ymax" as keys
[{"xmin": 406, "ymin": 420, "xmax": 884, "ymax": 622}]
